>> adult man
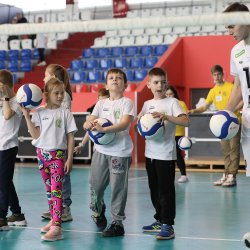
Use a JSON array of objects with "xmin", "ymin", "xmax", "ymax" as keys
[{"xmin": 189, "ymin": 65, "xmax": 241, "ymax": 186}]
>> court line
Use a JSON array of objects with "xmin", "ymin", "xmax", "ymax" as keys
[{"xmin": 13, "ymin": 226, "xmax": 242, "ymax": 242}]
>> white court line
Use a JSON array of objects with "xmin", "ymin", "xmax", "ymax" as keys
[{"xmin": 14, "ymin": 226, "xmax": 242, "ymax": 242}]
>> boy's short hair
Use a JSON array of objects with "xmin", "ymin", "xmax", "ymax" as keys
[
  {"xmin": 224, "ymin": 2, "xmax": 249, "ymax": 12},
  {"xmin": 98, "ymin": 88, "xmax": 109, "ymax": 97},
  {"xmin": 148, "ymin": 67, "xmax": 166, "ymax": 79},
  {"xmin": 105, "ymin": 68, "xmax": 127, "ymax": 84},
  {"xmin": 211, "ymin": 65, "xmax": 224, "ymax": 74},
  {"xmin": 0, "ymin": 69, "xmax": 13, "ymax": 88}
]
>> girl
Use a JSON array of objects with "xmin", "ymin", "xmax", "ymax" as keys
[
  {"xmin": 21, "ymin": 78, "xmax": 77, "ymax": 241},
  {"xmin": 166, "ymin": 85, "xmax": 189, "ymax": 183},
  {"xmin": 41, "ymin": 64, "xmax": 73, "ymax": 222}
]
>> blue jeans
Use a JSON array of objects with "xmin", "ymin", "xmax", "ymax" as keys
[{"xmin": 62, "ymin": 173, "xmax": 72, "ymax": 207}]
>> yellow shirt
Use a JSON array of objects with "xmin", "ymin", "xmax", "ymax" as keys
[
  {"xmin": 176, "ymin": 100, "xmax": 188, "ymax": 136},
  {"xmin": 206, "ymin": 81, "xmax": 241, "ymax": 121}
]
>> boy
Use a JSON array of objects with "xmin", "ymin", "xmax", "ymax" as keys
[
  {"xmin": 0, "ymin": 70, "xmax": 27, "ymax": 230},
  {"xmin": 139, "ymin": 67, "xmax": 189, "ymax": 240},
  {"xmin": 189, "ymin": 65, "xmax": 241, "ymax": 187},
  {"xmin": 83, "ymin": 68, "xmax": 134, "ymax": 237}
]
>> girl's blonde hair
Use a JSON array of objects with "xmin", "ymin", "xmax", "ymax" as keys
[
  {"xmin": 44, "ymin": 78, "xmax": 65, "ymax": 103},
  {"xmin": 46, "ymin": 64, "xmax": 72, "ymax": 100}
]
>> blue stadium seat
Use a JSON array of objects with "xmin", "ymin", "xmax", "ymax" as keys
[
  {"xmin": 8, "ymin": 50, "xmax": 19, "ymax": 60},
  {"xmin": 86, "ymin": 71, "xmax": 101, "ymax": 83},
  {"xmin": 21, "ymin": 49, "xmax": 32, "ymax": 59},
  {"xmin": 154, "ymin": 45, "xmax": 168, "ymax": 56},
  {"xmin": 0, "ymin": 60, "xmax": 5, "ymax": 70},
  {"xmin": 125, "ymin": 46, "xmax": 139, "ymax": 57},
  {"xmin": 70, "ymin": 59, "xmax": 83, "ymax": 70},
  {"xmin": 33, "ymin": 48, "xmax": 40, "ymax": 59},
  {"xmin": 144, "ymin": 57, "xmax": 158, "ymax": 68},
  {"xmin": 140, "ymin": 46, "xmax": 154, "ymax": 56},
  {"xmin": 71, "ymin": 71, "xmax": 86, "ymax": 83},
  {"xmin": 99, "ymin": 58, "xmax": 113, "ymax": 70},
  {"xmin": 0, "ymin": 50, "xmax": 6, "ymax": 60},
  {"xmin": 85, "ymin": 59, "xmax": 98, "ymax": 70},
  {"xmin": 129, "ymin": 57, "xmax": 143, "ymax": 68},
  {"xmin": 96, "ymin": 48, "xmax": 109, "ymax": 58},
  {"xmin": 83, "ymin": 48, "xmax": 95, "ymax": 58},
  {"xmin": 114, "ymin": 58, "xmax": 127, "ymax": 68},
  {"xmin": 125, "ymin": 70, "xmax": 134, "ymax": 82},
  {"xmin": 134, "ymin": 69, "xmax": 147, "ymax": 81},
  {"xmin": 7, "ymin": 60, "xmax": 18, "ymax": 72},
  {"xmin": 110, "ymin": 47, "xmax": 124, "ymax": 57},
  {"xmin": 20, "ymin": 59, "xmax": 32, "ymax": 72}
]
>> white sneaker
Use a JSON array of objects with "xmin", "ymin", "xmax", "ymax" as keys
[
  {"xmin": 37, "ymin": 61, "xmax": 46, "ymax": 66},
  {"xmin": 177, "ymin": 175, "xmax": 189, "ymax": 183},
  {"xmin": 61, "ymin": 206, "xmax": 73, "ymax": 222},
  {"xmin": 222, "ymin": 174, "xmax": 237, "ymax": 187},
  {"xmin": 213, "ymin": 173, "xmax": 227, "ymax": 186}
]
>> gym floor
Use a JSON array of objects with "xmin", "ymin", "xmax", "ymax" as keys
[{"xmin": 0, "ymin": 164, "xmax": 249, "ymax": 250}]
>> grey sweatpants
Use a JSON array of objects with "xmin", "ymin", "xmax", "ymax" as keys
[{"xmin": 90, "ymin": 151, "xmax": 132, "ymax": 221}]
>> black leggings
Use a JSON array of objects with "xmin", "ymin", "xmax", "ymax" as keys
[{"xmin": 175, "ymin": 136, "xmax": 187, "ymax": 176}]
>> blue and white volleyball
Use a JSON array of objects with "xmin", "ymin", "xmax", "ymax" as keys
[
  {"xmin": 16, "ymin": 83, "xmax": 43, "ymax": 109},
  {"xmin": 178, "ymin": 136, "xmax": 192, "ymax": 150},
  {"xmin": 88, "ymin": 118, "xmax": 115, "ymax": 145},
  {"xmin": 137, "ymin": 113, "xmax": 164, "ymax": 140},
  {"xmin": 209, "ymin": 110, "xmax": 239, "ymax": 140}
]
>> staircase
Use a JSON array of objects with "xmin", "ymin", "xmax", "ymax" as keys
[{"xmin": 15, "ymin": 32, "xmax": 104, "ymax": 91}]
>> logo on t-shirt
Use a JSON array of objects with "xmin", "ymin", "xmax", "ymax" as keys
[
  {"xmin": 235, "ymin": 49, "xmax": 245, "ymax": 58},
  {"xmin": 114, "ymin": 110, "xmax": 121, "ymax": 119},
  {"xmin": 55, "ymin": 118, "xmax": 62, "ymax": 128}
]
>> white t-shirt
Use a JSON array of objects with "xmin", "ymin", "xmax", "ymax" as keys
[
  {"xmin": 91, "ymin": 96, "xmax": 134, "ymax": 157},
  {"xmin": 31, "ymin": 107, "xmax": 77, "ymax": 150},
  {"xmin": 230, "ymin": 41, "xmax": 250, "ymax": 130},
  {"xmin": 61, "ymin": 92, "xmax": 72, "ymax": 111},
  {"xmin": 140, "ymin": 97, "xmax": 185, "ymax": 161},
  {"xmin": 0, "ymin": 97, "xmax": 22, "ymax": 150}
]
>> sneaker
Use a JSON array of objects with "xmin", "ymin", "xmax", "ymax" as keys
[
  {"xmin": 41, "ymin": 220, "xmax": 53, "ymax": 233},
  {"xmin": 41, "ymin": 226, "xmax": 63, "ymax": 241},
  {"xmin": 156, "ymin": 224, "xmax": 175, "ymax": 240},
  {"xmin": 177, "ymin": 175, "xmax": 189, "ymax": 183},
  {"xmin": 41, "ymin": 210, "xmax": 51, "ymax": 220},
  {"xmin": 213, "ymin": 173, "xmax": 227, "ymax": 186},
  {"xmin": 0, "ymin": 219, "xmax": 10, "ymax": 231},
  {"xmin": 91, "ymin": 204, "xmax": 107, "ymax": 230},
  {"xmin": 61, "ymin": 206, "xmax": 73, "ymax": 222},
  {"xmin": 37, "ymin": 61, "xmax": 46, "ymax": 66},
  {"xmin": 142, "ymin": 221, "xmax": 162, "ymax": 232},
  {"xmin": 7, "ymin": 213, "xmax": 27, "ymax": 226},
  {"xmin": 102, "ymin": 221, "xmax": 125, "ymax": 237},
  {"xmin": 222, "ymin": 174, "xmax": 237, "ymax": 187}
]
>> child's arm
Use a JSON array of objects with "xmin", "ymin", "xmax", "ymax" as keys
[
  {"xmin": 153, "ymin": 112, "xmax": 190, "ymax": 127},
  {"xmin": 65, "ymin": 132, "xmax": 75, "ymax": 174},
  {"xmin": 92, "ymin": 114, "xmax": 133, "ymax": 133},
  {"xmin": 83, "ymin": 115, "xmax": 98, "ymax": 131},
  {"xmin": 0, "ymin": 83, "xmax": 15, "ymax": 119},
  {"xmin": 20, "ymin": 107, "xmax": 40, "ymax": 139},
  {"xmin": 74, "ymin": 133, "xmax": 89, "ymax": 154}
]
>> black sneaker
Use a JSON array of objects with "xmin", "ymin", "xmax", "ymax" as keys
[
  {"xmin": 0, "ymin": 219, "xmax": 10, "ymax": 231},
  {"xmin": 7, "ymin": 213, "xmax": 27, "ymax": 226},
  {"xmin": 91, "ymin": 204, "xmax": 107, "ymax": 230},
  {"xmin": 102, "ymin": 221, "xmax": 125, "ymax": 237}
]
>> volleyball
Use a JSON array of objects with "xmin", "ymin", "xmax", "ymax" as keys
[
  {"xmin": 16, "ymin": 84, "xmax": 43, "ymax": 109},
  {"xmin": 137, "ymin": 113, "xmax": 164, "ymax": 140},
  {"xmin": 88, "ymin": 118, "xmax": 115, "ymax": 145},
  {"xmin": 243, "ymin": 232, "xmax": 250, "ymax": 248},
  {"xmin": 178, "ymin": 136, "xmax": 192, "ymax": 150},
  {"xmin": 209, "ymin": 110, "xmax": 239, "ymax": 140}
]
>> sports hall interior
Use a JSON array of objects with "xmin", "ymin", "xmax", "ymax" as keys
[{"xmin": 0, "ymin": 0, "xmax": 249, "ymax": 249}]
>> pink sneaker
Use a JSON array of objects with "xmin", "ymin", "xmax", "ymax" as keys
[
  {"xmin": 41, "ymin": 226, "xmax": 63, "ymax": 241},
  {"xmin": 41, "ymin": 220, "xmax": 53, "ymax": 233}
]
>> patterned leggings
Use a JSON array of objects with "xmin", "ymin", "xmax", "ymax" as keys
[{"xmin": 37, "ymin": 148, "xmax": 65, "ymax": 227}]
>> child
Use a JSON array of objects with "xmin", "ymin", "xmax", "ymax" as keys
[
  {"xmin": 83, "ymin": 68, "xmax": 134, "ymax": 237},
  {"xmin": 139, "ymin": 68, "xmax": 189, "ymax": 240},
  {"xmin": 0, "ymin": 69, "xmax": 27, "ymax": 230},
  {"xmin": 21, "ymin": 78, "xmax": 77, "ymax": 241},
  {"xmin": 74, "ymin": 88, "xmax": 109, "ymax": 154},
  {"xmin": 41, "ymin": 64, "xmax": 73, "ymax": 222},
  {"xmin": 166, "ymin": 85, "xmax": 189, "ymax": 183}
]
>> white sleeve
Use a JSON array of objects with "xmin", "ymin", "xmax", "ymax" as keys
[
  {"xmin": 172, "ymin": 98, "xmax": 185, "ymax": 117},
  {"xmin": 91, "ymin": 100, "xmax": 101, "ymax": 117},
  {"xmin": 230, "ymin": 49, "xmax": 238, "ymax": 77},
  {"xmin": 31, "ymin": 111, "xmax": 40, "ymax": 127},
  {"xmin": 65, "ymin": 110, "xmax": 78, "ymax": 134},
  {"xmin": 123, "ymin": 99, "xmax": 135, "ymax": 118}
]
